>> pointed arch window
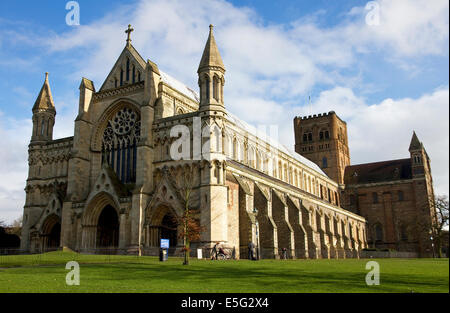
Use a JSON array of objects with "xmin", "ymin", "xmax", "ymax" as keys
[
  {"xmin": 205, "ymin": 76, "xmax": 210, "ymax": 100},
  {"xmin": 414, "ymin": 154, "xmax": 422, "ymax": 164},
  {"xmin": 132, "ymin": 65, "xmax": 136, "ymax": 84},
  {"xmin": 256, "ymin": 153, "xmax": 262, "ymax": 171},
  {"xmin": 372, "ymin": 192, "xmax": 379, "ymax": 204},
  {"xmin": 102, "ymin": 107, "xmax": 141, "ymax": 184},
  {"xmin": 126, "ymin": 58, "xmax": 130, "ymax": 82},
  {"xmin": 322, "ymin": 157, "xmax": 328, "ymax": 168},
  {"xmin": 233, "ymin": 138, "xmax": 238, "ymax": 160},
  {"xmin": 375, "ymin": 224, "xmax": 383, "ymax": 242},
  {"xmin": 400, "ymin": 224, "xmax": 408, "ymax": 241},
  {"xmin": 213, "ymin": 76, "xmax": 219, "ymax": 101}
]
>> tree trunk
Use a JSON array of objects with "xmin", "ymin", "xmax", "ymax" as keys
[
  {"xmin": 184, "ymin": 240, "xmax": 190, "ymax": 265},
  {"xmin": 436, "ymin": 237, "xmax": 442, "ymax": 258},
  {"xmin": 183, "ymin": 218, "xmax": 190, "ymax": 265}
]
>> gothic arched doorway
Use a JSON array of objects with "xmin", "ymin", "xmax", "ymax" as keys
[
  {"xmin": 160, "ymin": 213, "xmax": 178, "ymax": 247},
  {"xmin": 41, "ymin": 214, "xmax": 61, "ymax": 251},
  {"xmin": 96, "ymin": 205, "xmax": 119, "ymax": 248},
  {"xmin": 48, "ymin": 223, "xmax": 61, "ymax": 249},
  {"xmin": 145, "ymin": 206, "xmax": 179, "ymax": 251}
]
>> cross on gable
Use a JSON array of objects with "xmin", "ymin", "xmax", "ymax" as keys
[{"xmin": 125, "ymin": 24, "xmax": 134, "ymax": 45}]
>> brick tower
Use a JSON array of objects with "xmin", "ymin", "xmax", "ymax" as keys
[
  {"xmin": 294, "ymin": 111, "xmax": 350, "ymax": 184},
  {"xmin": 409, "ymin": 131, "xmax": 435, "ymax": 257}
]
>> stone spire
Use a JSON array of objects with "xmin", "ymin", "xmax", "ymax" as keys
[
  {"xmin": 409, "ymin": 131, "xmax": 422, "ymax": 151},
  {"xmin": 31, "ymin": 72, "xmax": 56, "ymax": 143},
  {"xmin": 197, "ymin": 25, "xmax": 226, "ymax": 111},
  {"xmin": 32, "ymin": 72, "xmax": 55, "ymax": 113},
  {"xmin": 198, "ymin": 25, "xmax": 225, "ymax": 73}
]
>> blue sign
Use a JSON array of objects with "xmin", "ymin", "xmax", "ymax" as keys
[{"xmin": 160, "ymin": 239, "xmax": 170, "ymax": 249}]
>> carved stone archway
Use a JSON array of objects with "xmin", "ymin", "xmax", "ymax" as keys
[
  {"xmin": 145, "ymin": 205, "xmax": 179, "ymax": 248},
  {"xmin": 40, "ymin": 214, "xmax": 61, "ymax": 251},
  {"xmin": 81, "ymin": 192, "xmax": 121, "ymax": 252}
]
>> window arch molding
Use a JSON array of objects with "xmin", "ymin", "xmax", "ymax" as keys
[
  {"xmin": 101, "ymin": 106, "xmax": 141, "ymax": 184},
  {"xmin": 303, "ymin": 129, "xmax": 313, "ymax": 142},
  {"xmin": 91, "ymin": 99, "xmax": 141, "ymax": 152},
  {"xmin": 374, "ymin": 223, "xmax": 384, "ymax": 242},
  {"xmin": 319, "ymin": 128, "xmax": 330, "ymax": 141},
  {"xmin": 213, "ymin": 74, "xmax": 220, "ymax": 101}
]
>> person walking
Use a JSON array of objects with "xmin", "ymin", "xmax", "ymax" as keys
[
  {"xmin": 282, "ymin": 247, "xmax": 288, "ymax": 260},
  {"xmin": 248, "ymin": 242, "xmax": 255, "ymax": 260},
  {"xmin": 211, "ymin": 242, "xmax": 219, "ymax": 260}
]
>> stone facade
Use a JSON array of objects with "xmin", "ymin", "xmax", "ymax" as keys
[
  {"xmin": 20, "ymin": 25, "xmax": 367, "ymax": 259},
  {"xmin": 294, "ymin": 112, "xmax": 350, "ymax": 185},
  {"xmin": 295, "ymin": 114, "xmax": 436, "ymax": 257}
]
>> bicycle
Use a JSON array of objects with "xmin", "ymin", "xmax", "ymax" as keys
[{"xmin": 217, "ymin": 252, "xmax": 231, "ymax": 260}]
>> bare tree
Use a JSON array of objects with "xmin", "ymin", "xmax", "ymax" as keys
[
  {"xmin": 432, "ymin": 195, "xmax": 449, "ymax": 258},
  {"xmin": 174, "ymin": 164, "xmax": 204, "ymax": 265},
  {"xmin": 4, "ymin": 216, "xmax": 23, "ymax": 237}
]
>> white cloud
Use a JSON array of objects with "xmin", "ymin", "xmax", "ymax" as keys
[
  {"xmin": 366, "ymin": 0, "xmax": 449, "ymax": 56},
  {"xmin": 41, "ymin": 0, "xmax": 352, "ymax": 96},
  {"xmin": 0, "ymin": 112, "xmax": 31, "ymax": 224},
  {"xmin": 291, "ymin": 0, "xmax": 449, "ymax": 69}
]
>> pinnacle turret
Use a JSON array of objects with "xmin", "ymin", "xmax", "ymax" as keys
[
  {"xmin": 32, "ymin": 72, "xmax": 55, "ymax": 113},
  {"xmin": 31, "ymin": 72, "xmax": 56, "ymax": 143},
  {"xmin": 198, "ymin": 25, "xmax": 225, "ymax": 73},
  {"xmin": 409, "ymin": 131, "xmax": 423, "ymax": 151}
]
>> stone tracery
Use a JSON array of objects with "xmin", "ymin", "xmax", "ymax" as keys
[{"xmin": 102, "ymin": 107, "xmax": 141, "ymax": 184}]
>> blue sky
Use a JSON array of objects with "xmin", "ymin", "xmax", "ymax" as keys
[
  {"xmin": 0, "ymin": 0, "xmax": 447, "ymax": 119},
  {"xmin": 0, "ymin": 0, "xmax": 448, "ymax": 222}
]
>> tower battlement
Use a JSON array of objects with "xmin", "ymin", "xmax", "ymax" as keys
[{"xmin": 295, "ymin": 111, "xmax": 335, "ymax": 121}]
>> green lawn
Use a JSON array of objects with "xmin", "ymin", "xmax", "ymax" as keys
[{"xmin": 0, "ymin": 252, "xmax": 448, "ymax": 293}]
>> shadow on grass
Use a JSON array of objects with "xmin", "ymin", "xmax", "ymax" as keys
[
  {"xmin": 73, "ymin": 260, "xmax": 448, "ymax": 293},
  {"xmin": 1, "ymin": 255, "xmax": 448, "ymax": 293}
]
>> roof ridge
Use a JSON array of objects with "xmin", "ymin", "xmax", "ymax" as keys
[
  {"xmin": 347, "ymin": 158, "xmax": 411, "ymax": 168},
  {"xmin": 225, "ymin": 111, "xmax": 328, "ymax": 177},
  {"xmin": 159, "ymin": 70, "xmax": 200, "ymax": 102}
]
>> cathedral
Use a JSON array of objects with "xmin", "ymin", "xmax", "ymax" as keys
[{"xmin": 20, "ymin": 25, "xmax": 435, "ymax": 258}]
